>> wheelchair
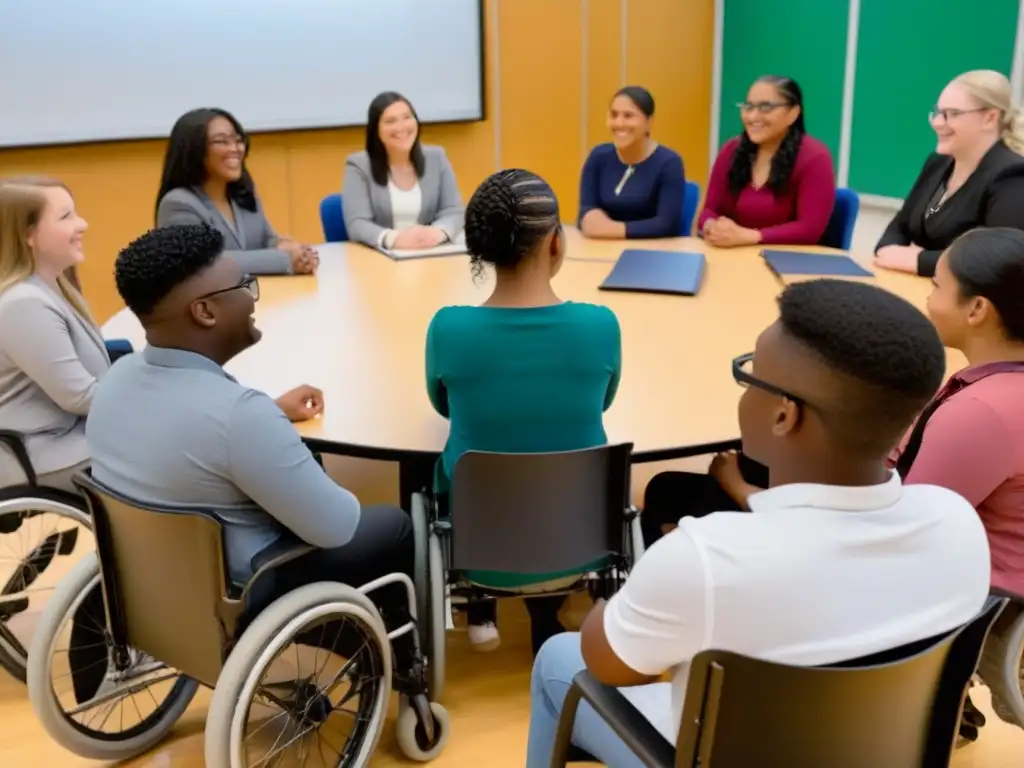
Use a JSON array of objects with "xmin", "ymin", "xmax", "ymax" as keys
[
  {"xmin": 0, "ymin": 430, "xmax": 91, "ymax": 683},
  {"xmin": 976, "ymin": 593, "xmax": 1024, "ymax": 730},
  {"xmin": 27, "ymin": 470, "xmax": 449, "ymax": 766},
  {"xmin": 410, "ymin": 444, "xmax": 644, "ymax": 700}
]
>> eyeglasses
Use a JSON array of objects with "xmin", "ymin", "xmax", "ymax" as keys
[
  {"xmin": 736, "ymin": 101, "xmax": 792, "ymax": 114},
  {"xmin": 732, "ymin": 353, "xmax": 805, "ymax": 406},
  {"xmin": 209, "ymin": 134, "xmax": 247, "ymax": 149},
  {"xmin": 928, "ymin": 107, "xmax": 988, "ymax": 124},
  {"xmin": 197, "ymin": 274, "xmax": 259, "ymax": 302}
]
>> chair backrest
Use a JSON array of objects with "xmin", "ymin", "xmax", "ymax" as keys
[
  {"xmin": 819, "ymin": 187, "xmax": 860, "ymax": 250},
  {"xmin": 448, "ymin": 443, "xmax": 633, "ymax": 574},
  {"xmin": 320, "ymin": 193, "xmax": 348, "ymax": 242},
  {"xmin": 74, "ymin": 470, "xmax": 243, "ymax": 689},
  {"xmin": 674, "ymin": 596, "xmax": 1007, "ymax": 768},
  {"xmin": 680, "ymin": 181, "xmax": 701, "ymax": 236}
]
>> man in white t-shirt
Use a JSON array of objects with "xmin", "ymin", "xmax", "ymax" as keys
[{"xmin": 525, "ymin": 279, "xmax": 992, "ymax": 767}]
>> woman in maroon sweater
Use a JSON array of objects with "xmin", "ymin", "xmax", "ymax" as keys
[{"xmin": 699, "ymin": 76, "xmax": 836, "ymax": 247}]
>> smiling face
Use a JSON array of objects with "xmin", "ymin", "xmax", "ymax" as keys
[
  {"xmin": 26, "ymin": 185, "xmax": 88, "ymax": 273},
  {"xmin": 741, "ymin": 80, "xmax": 800, "ymax": 146},
  {"xmin": 378, "ymin": 100, "xmax": 419, "ymax": 157},
  {"xmin": 931, "ymin": 81, "xmax": 999, "ymax": 158},
  {"xmin": 607, "ymin": 95, "xmax": 650, "ymax": 151},
  {"xmin": 203, "ymin": 116, "xmax": 246, "ymax": 183}
]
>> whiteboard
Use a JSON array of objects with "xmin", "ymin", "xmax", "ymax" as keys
[{"xmin": 0, "ymin": 0, "xmax": 484, "ymax": 147}]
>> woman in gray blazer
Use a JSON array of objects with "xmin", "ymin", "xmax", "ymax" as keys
[
  {"xmin": 343, "ymin": 92, "xmax": 465, "ymax": 249},
  {"xmin": 0, "ymin": 177, "xmax": 110, "ymax": 492},
  {"xmin": 155, "ymin": 108, "xmax": 318, "ymax": 276}
]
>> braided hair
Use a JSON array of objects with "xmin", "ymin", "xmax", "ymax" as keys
[
  {"xmin": 727, "ymin": 76, "xmax": 806, "ymax": 197},
  {"xmin": 465, "ymin": 169, "xmax": 560, "ymax": 278}
]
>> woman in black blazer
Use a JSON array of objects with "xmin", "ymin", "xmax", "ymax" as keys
[{"xmin": 875, "ymin": 70, "xmax": 1024, "ymax": 277}]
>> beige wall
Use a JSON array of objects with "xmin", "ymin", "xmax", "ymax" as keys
[{"xmin": 0, "ymin": 0, "xmax": 714, "ymax": 323}]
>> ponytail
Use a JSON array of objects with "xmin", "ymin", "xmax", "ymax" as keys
[{"xmin": 1001, "ymin": 106, "xmax": 1024, "ymax": 154}]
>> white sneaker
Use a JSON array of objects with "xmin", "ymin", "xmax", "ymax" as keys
[{"xmin": 467, "ymin": 621, "xmax": 500, "ymax": 652}]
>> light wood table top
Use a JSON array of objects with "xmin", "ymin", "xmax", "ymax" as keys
[{"xmin": 102, "ymin": 228, "xmax": 950, "ymax": 463}]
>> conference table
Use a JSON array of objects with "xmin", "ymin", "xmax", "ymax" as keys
[{"xmin": 101, "ymin": 227, "xmax": 945, "ymax": 505}]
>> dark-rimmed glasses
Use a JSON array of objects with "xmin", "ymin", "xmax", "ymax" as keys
[
  {"xmin": 928, "ymin": 107, "xmax": 988, "ymax": 124},
  {"xmin": 197, "ymin": 274, "xmax": 259, "ymax": 302},
  {"xmin": 736, "ymin": 101, "xmax": 792, "ymax": 114},
  {"xmin": 732, "ymin": 352, "xmax": 805, "ymax": 406}
]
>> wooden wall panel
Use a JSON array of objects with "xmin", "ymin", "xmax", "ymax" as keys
[
  {"xmin": 497, "ymin": 0, "xmax": 584, "ymax": 219},
  {"xmin": 585, "ymin": 0, "xmax": 624, "ymax": 152},
  {"xmin": 626, "ymin": 0, "xmax": 715, "ymax": 186}
]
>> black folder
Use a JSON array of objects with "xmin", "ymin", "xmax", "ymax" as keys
[
  {"xmin": 599, "ymin": 250, "xmax": 706, "ymax": 296},
  {"xmin": 762, "ymin": 249, "xmax": 873, "ymax": 278}
]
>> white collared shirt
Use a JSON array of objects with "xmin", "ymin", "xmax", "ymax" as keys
[{"xmin": 605, "ymin": 473, "xmax": 991, "ymax": 741}]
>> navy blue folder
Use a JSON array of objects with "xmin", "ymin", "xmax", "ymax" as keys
[
  {"xmin": 762, "ymin": 249, "xmax": 873, "ymax": 278},
  {"xmin": 599, "ymin": 250, "xmax": 706, "ymax": 296}
]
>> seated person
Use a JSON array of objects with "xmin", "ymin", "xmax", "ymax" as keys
[
  {"xmin": 525, "ymin": 279, "xmax": 991, "ymax": 767},
  {"xmin": 875, "ymin": 70, "xmax": 1024, "ymax": 278},
  {"xmin": 891, "ymin": 227, "xmax": 1024, "ymax": 734},
  {"xmin": 155, "ymin": 108, "xmax": 318, "ymax": 276},
  {"xmin": 0, "ymin": 176, "xmax": 111, "ymax": 492},
  {"xmin": 426, "ymin": 169, "xmax": 621, "ymax": 654},
  {"xmin": 86, "ymin": 223, "xmax": 414, "ymax": 666},
  {"xmin": 698, "ymin": 75, "xmax": 835, "ymax": 247},
  {"xmin": 578, "ymin": 86, "xmax": 686, "ymax": 239},
  {"xmin": 343, "ymin": 92, "xmax": 464, "ymax": 249}
]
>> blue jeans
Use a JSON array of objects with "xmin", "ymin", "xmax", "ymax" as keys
[{"xmin": 526, "ymin": 632, "xmax": 670, "ymax": 768}]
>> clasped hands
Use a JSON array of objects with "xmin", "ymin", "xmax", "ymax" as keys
[
  {"xmin": 392, "ymin": 225, "xmax": 448, "ymax": 250},
  {"xmin": 703, "ymin": 217, "xmax": 761, "ymax": 247},
  {"xmin": 278, "ymin": 238, "xmax": 320, "ymax": 275},
  {"xmin": 275, "ymin": 384, "xmax": 324, "ymax": 422}
]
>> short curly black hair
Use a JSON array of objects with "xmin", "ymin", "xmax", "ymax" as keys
[
  {"xmin": 115, "ymin": 224, "xmax": 225, "ymax": 317},
  {"xmin": 778, "ymin": 279, "xmax": 945, "ymax": 455},
  {"xmin": 465, "ymin": 169, "xmax": 560, "ymax": 276}
]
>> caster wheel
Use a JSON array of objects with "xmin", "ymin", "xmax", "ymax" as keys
[{"xmin": 396, "ymin": 700, "xmax": 450, "ymax": 762}]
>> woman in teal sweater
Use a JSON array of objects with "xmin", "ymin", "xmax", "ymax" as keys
[{"xmin": 425, "ymin": 169, "xmax": 622, "ymax": 655}]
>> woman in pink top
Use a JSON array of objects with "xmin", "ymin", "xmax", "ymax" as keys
[
  {"xmin": 699, "ymin": 76, "xmax": 836, "ymax": 247},
  {"xmin": 891, "ymin": 226, "xmax": 1024, "ymax": 736},
  {"xmin": 892, "ymin": 227, "xmax": 1024, "ymax": 597}
]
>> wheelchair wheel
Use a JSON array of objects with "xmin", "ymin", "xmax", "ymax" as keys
[
  {"xmin": 628, "ymin": 513, "xmax": 645, "ymax": 564},
  {"xmin": 978, "ymin": 602, "xmax": 1024, "ymax": 728},
  {"xmin": 426, "ymin": 531, "xmax": 447, "ymax": 700},
  {"xmin": 396, "ymin": 697, "xmax": 451, "ymax": 762},
  {"xmin": 0, "ymin": 488, "xmax": 92, "ymax": 683},
  {"xmin": 27, "ymin": 552, "xmax": 199, "ymax": 761},
  {"xmin": 205, "ymin": 581, "xmax": 392, "ymax": 768},
  {"xmin": 411, "ymin": 494, "xmax": 431, "ymax": 656}
]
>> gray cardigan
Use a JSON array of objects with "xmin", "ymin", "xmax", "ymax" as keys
[
  {"xmin": 342, "ymin": 145, "xmax": 464, "ymax": 246},
  {"xmin": 0, "ymin": 276, "xmax": 110, "ymax": 485},
  {"xmin": 156, "ymin": 187, "xmax": 292, "ymax": 275}
]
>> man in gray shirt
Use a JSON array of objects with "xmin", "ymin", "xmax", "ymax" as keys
[{"xmin": 86, "ymin": 223, "xmax": 414, "ymax": 666}]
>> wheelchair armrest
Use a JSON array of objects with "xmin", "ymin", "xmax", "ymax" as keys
[
  {"xmin": 550, "ymin": 670, "xmax": 675, "ymax": 768},
  {"xmin": 0, "ymin": 430, "xmax": 36, "ymax": 486},
  {"xmin": 240, "ymin": 535, "xmax": 316, "ymax": 603}
]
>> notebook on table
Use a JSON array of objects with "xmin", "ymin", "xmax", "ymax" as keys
[
  {"xmin": 377, "ymin": 241, "xmax": 468, "ymax": 261},
  {"xmin": 761, "ymin": 249, "xmax": 873, "ymax": 278},
  {"xmin": 599, "ymin": 249, "xmax": 707, "ymax": 296}
]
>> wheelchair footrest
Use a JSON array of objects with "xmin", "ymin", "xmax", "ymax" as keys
[{"xmin": 0, "ymin": 596, "xmax": 30, "ymax": 618}]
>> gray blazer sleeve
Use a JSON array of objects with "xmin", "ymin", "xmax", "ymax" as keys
[
  {"xmin": 342, "ymin": 157, "xmax": 388, "ymax": 247},
  {"xmin": 0, "ymin": 293, "xmax": 98, "ymax": 415},
  {"xmin": 156, "ymin": 193, "xmax": 292, "ymax": 275},
  {"xmin": 428, "ymin": 148, "xmax": 464, "ymax": 240}
]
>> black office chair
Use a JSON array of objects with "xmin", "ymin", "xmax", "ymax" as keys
[
  {"xmin": 550, "ymin": 596, "xmax": 1008, "ymax": 768},
  {"xmin": 410, "ymin": 444, "xmax": 644, "ymax": 700}
]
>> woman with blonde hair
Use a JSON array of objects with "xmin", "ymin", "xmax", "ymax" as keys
[
  {"xmin": 0, "ymin": 177, "xmax": 110, "ymax": 491},
  {"xmin": 875, "ymin": 69, "xmax": 1024, "ymax": 277}
]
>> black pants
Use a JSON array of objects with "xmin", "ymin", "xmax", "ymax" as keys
[
  {"xmin": 69, "ymin": 504, "xmax": 415, "ymax": 704},
  {"xmin": 467, "ymin": 594, "xmax": 567, "ymax": 656},
  {"xmin": 641, "ymin": 454, "xmax": 769, "ymax": 547}
]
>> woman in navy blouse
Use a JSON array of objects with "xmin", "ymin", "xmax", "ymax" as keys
[{"xmin": 578, "ymin": 86, "xmax": 686, "ymax": 239}]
